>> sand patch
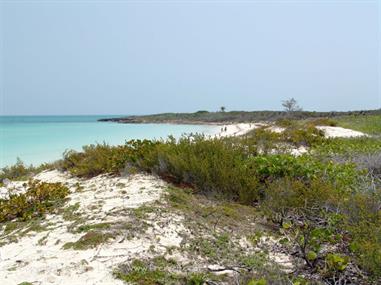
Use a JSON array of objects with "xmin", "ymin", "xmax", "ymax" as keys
[
  {"xmin": 316, "ymin": 126, "xmax": 367, "ymax": 138},
  {"xmin": 0, "ymin": 170, "xmax": 171, "ymax": 285}
]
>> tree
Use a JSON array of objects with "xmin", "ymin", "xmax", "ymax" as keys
[
  {"xmin": 282, "ymin": 98, "xmax": 302, "ymax": 112},
  {"xmin": 220, "ymin": 106, "xmax": 226, "ymax": 112}
]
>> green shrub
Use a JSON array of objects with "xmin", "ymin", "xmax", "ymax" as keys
[
  {"xmin": 313, "ymin": 137, "xmax": 381, "ymax": 157},
  {"xmin": 114, "ymin": 259, "xmax": 172, "ymax": 284},
  {"xmin": 262, "ymin": 177, "xmax": 346, "ymax": 270},
  {"xmin": 308, "ymin": 118, "xmax": 337, "ymax": 127},
  {"xmin": 114, "ymin": 258, "xmax": 213, "ymax": 285},
  {"xmin": 238, "ymin": 253, "xmax": 290, "ymax": 284},
  {"xmin": 343, "ymin": 191, "xmax": 381, "ymax": 277},
  {"xmin": 245, "ymin": 128, "xmax": 281, "ymax": 155},
  {"xmin": 262, "ymin": 177, "xmax": 341, "ymax": 224},
  {"xmin": 262, "ymin": 174, "xmax": 381, "ymax": 278},
  {"xmin": 60, "ymin": 144, "xmax": 128, "ymax": 177},
  {"xmin": 280, "ymin": 125, "xmax": 324, "ymax": 147},
  {"xmin": 60, "ymin": 136, "xmax": 358, "ymax": 205},
  {"xmin": 275, "ymin": 118, "xmax": 297, "ymax": 128},
  {"xmin": 249, "ymin": 154, "xmax": 358, "ymax": 188},
  {"xmin": 0, "ymin": 180, "xmax": 69, "ymax": 222},
  {"xmin": 150, "ymin": 135, "xmax": 260, "ymax": 202},
  {"xmin": 60, "ymin": 140, "xmax": 160, "ymax": 178},
  {"xmin": 324, "ymin": 253, "xmax": 349, "ymax": 272},
  {"xmin": 63, "ymin": 231, "xmax": 113, "ymax": 250},
  {"xmin": 0, "ymin": 159, "xmax": 51, "ymax": 185}
]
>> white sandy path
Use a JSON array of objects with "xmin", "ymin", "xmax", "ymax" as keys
[
  {"xmin": 0, "ymin": 170, "xmax": 189, "ymax": 285},
  {"xmin": 211, "ymin": 121, "xmax": 368, "ymax": 139},
  {"xmin": 214, "ymin": 123, "xmax": 266, "ymax": 137}
]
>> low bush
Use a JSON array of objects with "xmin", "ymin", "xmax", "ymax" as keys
[
  {"xmin": 261, "ymin": 178, "xmax": 341, "ymax": 225},
  {"xmin": 63, "ymin": 231, "xmax": 113, "ymax": 250},
  {"xmin": 308, "ymin": 118, "xmax": 337, "ymax": 127},
  {"xmin": 356, "ymin": 152, "xmax": 381, "ymax": 179},
  {"xmin": 59, "ymin": 140, "xmax": 160, "ymax": 178},
  {"xmin": 263, "ymin": 180, "xmax": 347, "ymax": 276},
  {"xmin": 262, "ymin": 175, "xmax": 381, "ymax": 280},
  {"xmin": 114, "ymin": 258, "xmax": 217, "ymax": 285},
  {"xmin": 313, "ymin": 137, "xmax": 381, "ymax": 157},
  {"xmin": 238, "ymin": 253, "xmax": 291, "ymax": 284},
  {"xmin": 0, "ymin": 159, "xmax": 51, "ymax": 185},
  {"xmin": 59, "ymin": 144, "xmax": 128, "ymax": 177},
  {"xmin": 280, "ymin": 125, "xmax": 325, "ymax": 147},
  {"xmin": 343, "ymin": 190, "xmax": 381, "ymax": 278},
  {"xmin": 152, "ymin": 136, "xmax": 260, "ymax": 202},
  {"xmin": 60, "ymin": 136, "xmax": 358, "ymax": 204},
  {"xmin": 250, "ymin": 154, "xmax": 359, "ymax": 189},
  {"xmin": 245, "ymin": 128, "xmax": 281, "ymax": 154},
  {"xmin": 0, "ymin": 180, "xmax": 69, "ymax": 222},
  {"xmin": 275, "ymin": 118, "xmax": 296, "ymax": 128}
]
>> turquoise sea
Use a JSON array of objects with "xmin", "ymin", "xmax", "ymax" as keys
[{"xmin": 0, "ymin": 116, "xmax": 217, "ymax": 168}]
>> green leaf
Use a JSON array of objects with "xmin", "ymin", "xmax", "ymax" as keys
[
  {"xmin": 282, "ymin": 221, "xmax": 292, "ymax": 229},
  {"xmin": 307, "ymin": 250, "xmax": 317, "ymax": 261}
]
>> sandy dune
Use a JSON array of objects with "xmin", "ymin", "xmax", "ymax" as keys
[
  {"xmin": 315, "ymin": 126, "xmax": 367, "ymax": 138},
  {"xmin": 0, "ymin": 171, "xmax": 181, "ymax": 285}
]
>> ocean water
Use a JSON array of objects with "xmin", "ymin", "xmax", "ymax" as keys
[{"xmin": 0, "ymin": 116, "xmax": 217, "ymax": 168}]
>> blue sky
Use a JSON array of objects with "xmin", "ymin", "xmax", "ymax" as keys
[{"xmin": 0, "ymin": 0, "xmax": 380, "ymax": 115}]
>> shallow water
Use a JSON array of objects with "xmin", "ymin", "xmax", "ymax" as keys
[{"xmin": 0, "ymin": 116, "xmax": 217, "ymax": 167}]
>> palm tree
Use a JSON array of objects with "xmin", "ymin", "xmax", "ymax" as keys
[{"xmin": 220, "ymin": 106, "xmax": 226, "ymax": 112}]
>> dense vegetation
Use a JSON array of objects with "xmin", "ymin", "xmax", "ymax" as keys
[
  {"xmin": 1, "ymin": 115, "xmax": 380, "ymax": 284},
  {"xmin": 99, "ymin": 109, "xmax": 381, "ymax": 124}
]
